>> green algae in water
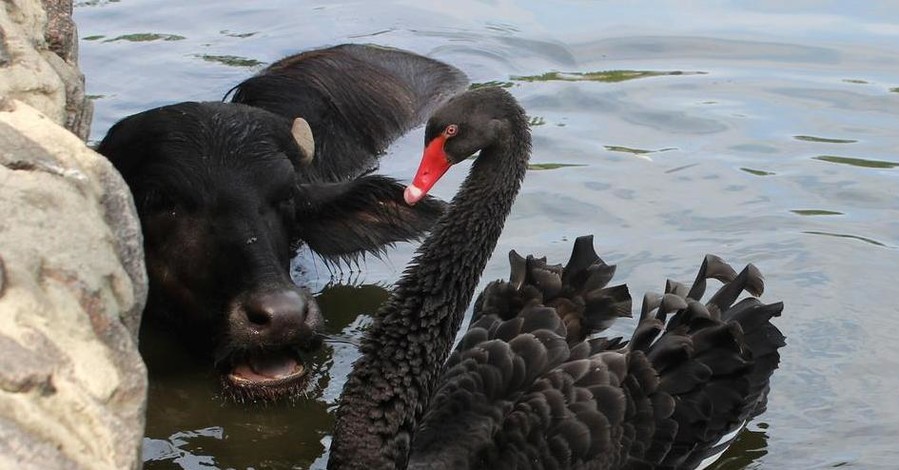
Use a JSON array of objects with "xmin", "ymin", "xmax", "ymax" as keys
[
  {"xmin": 512, "ymin": 70, "xmax": 705, "ymax": 83},
  {"xmin": 794, "ymin": 135, "xmax": 857, "ymax": 144},
  {"xmin": 104, "ymin": 33, "xmax": 186, "ymax": 43},
  {"xmin": 220, "ymin": 30, "xmax": 257, "ymax": 38},
  {"xmin": 195, "ymin": 55, "xmax": 264, "ymax": 68},
  {"xmin": 791, "ymin": 209, "xmax": 843, "ymax": 216},
  {"xmin": 814, "ymin": 155, "xmax": 898, "ymax": 169},
  {"xmin": 804, "ymin": 231, "xmax": 886, "ymax": 247},
  {"xmin": 470, "ymin": 81, "xmax": 516, "ymax": 90},
  {"xmin": 528, "ymin": 163, "xmax": 587, "ymax": 171},
  {"xmin": 740, "ymin": 168, "xmax": 775, "ymax": 176},
  {"xmin": 605, "ymin": 145, "xmax": 676, "ymax": 155},
  {"xmin": 605, "ymin": 145, "xmax": 652, "ymax": 155}
]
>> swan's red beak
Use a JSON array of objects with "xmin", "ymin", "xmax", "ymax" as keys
[{"xmin": 405, "ymin": 134, "xmax": 451, "ymax": 205}]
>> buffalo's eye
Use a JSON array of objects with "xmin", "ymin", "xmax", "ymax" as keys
[
  {"xmin": 277, "ymin": 197, "xmax": 295, "ymax": 212},
  {"xmin": 272, "ymin": 186, "xmax": 295, "ymax": 206},
  {"xmin": 273, "ymin": 190, "xmax": 296, "ymax": 220}
]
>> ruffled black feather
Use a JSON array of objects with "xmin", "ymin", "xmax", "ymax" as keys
[{"xmin": 409, "ymin": 235, "xmax": 785, "ymax": 470}]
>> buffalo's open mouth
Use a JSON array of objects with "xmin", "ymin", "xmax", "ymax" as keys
[
  {"xmin": 228, "ymin": 351, "xmax": 306, "ymax": 384},
  {"xmin": 221, "ymin": 349, "xmax": 310, "ymax": 402}
]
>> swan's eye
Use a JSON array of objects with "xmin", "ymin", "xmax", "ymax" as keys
[{"xmin": 444, "ymin": 124, "xmax": 459, "ymax": 137}]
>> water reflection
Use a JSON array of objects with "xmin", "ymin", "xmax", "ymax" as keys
[
  {"xmin": 140, "ymin": 283, "xmax": 390, "ymax": 469},
  {"xmin": 140, "ymin": 329, "xmax": 330, "ymax": 469},
  {"xmin": 709, "ymin": 426, "xmax": 769, "ymax": 470}
]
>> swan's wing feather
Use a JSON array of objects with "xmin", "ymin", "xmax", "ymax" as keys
[
  {"xmin": 412, "ymin": 239, "xmax": 635, "ymax": 468},
  {"xmin": 484, "ymin": 255, "xmax": 784, "ymax": 470},
  {"xmin": 410, "ymin": 307, "xmax": 570, "ymax": 468},
  {"xmin": 634, "ymin": 257, "xmax": 785, "ymax": 469},
  {"xmin": 482, "ymin": 349, "xmax": 666, "ymax": 469},
  {"xmin": 471, "ymin": 280, "xmax": 538, "ymax": 323},
  {"xmin": 472, "ymin": 246, "xmax": 631, "ymax": 344},
  {"xmin": 411, "ymin": 238, "xmax": 785, "ymax": 470}
]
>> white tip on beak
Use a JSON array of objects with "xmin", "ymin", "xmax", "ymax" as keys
[{"xmin": 404, "ymin": 185, "xmax": 424, "ymax": 205}]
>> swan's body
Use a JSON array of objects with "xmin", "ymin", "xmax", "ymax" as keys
[
  {"xmin": 411, "ymin": 239, "xmax": 783, "ymax": 469},
  {"xmin": 329, "ymin": 87, "xmax": 785, "ymax": 470}
]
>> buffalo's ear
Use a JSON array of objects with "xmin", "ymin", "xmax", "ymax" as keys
[{"xmin": 295, "ymin": 175, "xmax": 446, "ymax": 258}]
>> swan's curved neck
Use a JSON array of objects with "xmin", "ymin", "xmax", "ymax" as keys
[{"xmin": 329, "ymin": 121, "xmax": 529, "ymax": 469}]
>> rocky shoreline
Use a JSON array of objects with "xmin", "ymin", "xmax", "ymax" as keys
[{"xmin": 1, "ymin": 1, "xmax": 147, "ymax": 468}]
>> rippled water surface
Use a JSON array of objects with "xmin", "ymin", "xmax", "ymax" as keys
[{"xmin": 75, "ymin": 1, "xmax": 899, "ymax": 468}]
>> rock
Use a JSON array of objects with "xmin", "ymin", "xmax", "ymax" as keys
[
  {"xmin": 0, "ymin": 98, "xmax": 148, "ymax": 470},
  {"xmin": 0, "ymin": 0, "xmax": 92, "ymax": 140},
  {"xmin": 0, "ymin": 0, "xmax": 149, "ymax": 467},
  {"xmin": 42, "ymin": 0, "xmax": 78, "ymax": 62}
]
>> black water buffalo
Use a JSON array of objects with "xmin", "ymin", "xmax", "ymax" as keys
[{"xmin": 98, "ymin": 44, "xmax": 468, "ymax": 401}]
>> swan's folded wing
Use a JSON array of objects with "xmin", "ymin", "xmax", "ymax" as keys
[
  {"xmin": 411, "ymin": 305, "xmax": 669, "ymax": 470},
  {"xmin": 411, "ymin": 239, "xmax": 785, "ymax": 470},
  {"xmin": 472, "ymin": 236, "xmax": 632, "ymax": 343},
  {"xmin": 627, "ymin": 260, "xmax": 786, "ymax": 469},
  {"xmin": 410, "ymin": 306, "xmax": 571, "ymax": 468},
  {"xmin": 466, "ymin": 260, "xmax": 784, "ymax": 470},
  {"xmin": 411, "ymin": 238, "xmax": 636, "ymax": 468}
]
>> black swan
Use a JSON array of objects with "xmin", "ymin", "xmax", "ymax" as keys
[{"xmin": 329, "ymin": 87, "xmax": 785, "ymax": 469}]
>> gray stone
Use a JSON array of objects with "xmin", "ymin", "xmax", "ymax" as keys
[
  {"xmin": 0, "ymin": 28, "xmax": 9, "ymax": 66},
  {"xmin": 0, "ymin": 416, "xmax": 82, "ymax": 470},
  {"xmin": 0, "ymin": 0, "xmax": 91, "ymax": 140},
  {"xmin": 0, "ymin": 0, "xmax": 150, "ymax": 465},
  {"xmin": 0, "ymin": 99, "xmax": 148, "ymax": 470},
  {"xmin": 0, "ymin": 255, "xmax": 6, "ymax": 297},
  {"xmin": 0, "ymin": 333, "xmax": 57, "ymax": 395},
  {"xmin": 41, "ymin": 0, "xmax": 77, "ymax": 62},
  {"xmin": 0, "ymin": 1, "xmax": 149, "ymax": 467}
]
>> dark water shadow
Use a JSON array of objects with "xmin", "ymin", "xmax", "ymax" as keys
[{"xmin": 709, "ymin": 426, "xmax": 770, "ymax": 469}]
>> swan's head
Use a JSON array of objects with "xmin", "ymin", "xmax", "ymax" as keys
[{"xmin": 405, "ymin": 87, "xmax": 524, "ymax": 205}]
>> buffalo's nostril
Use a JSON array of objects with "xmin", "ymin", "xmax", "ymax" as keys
[
  {"xmin": 240, "ymin": 290, "xmax": 309, "ymax": 339},
  {"xmin": 245, "ymin": 307, "xmax": 272, "ymax": 327}
]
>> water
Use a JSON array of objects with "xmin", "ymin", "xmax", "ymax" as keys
[{"xmin": 75, "ymin": 1, "xmax": 899, "ymax": 468}]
